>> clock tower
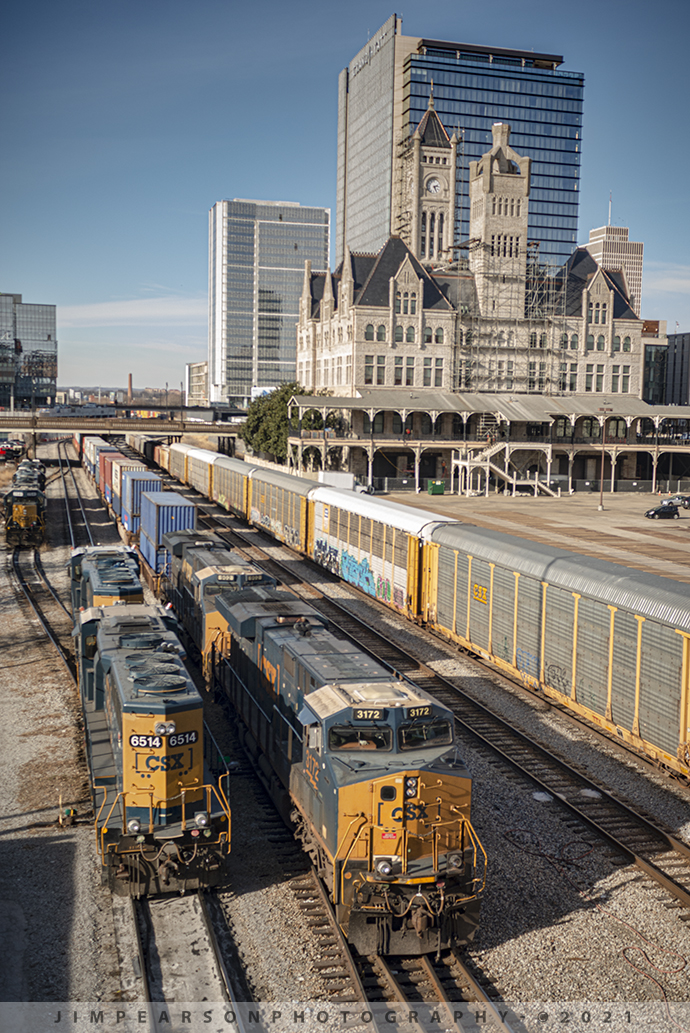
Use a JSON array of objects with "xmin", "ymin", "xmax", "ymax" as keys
[{"xmin": 395, "ymin": 89, "xmax": 458, "ymax": 264}]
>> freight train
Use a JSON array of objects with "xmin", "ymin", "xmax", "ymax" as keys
[
  {"xmin": 73, "ymin": 438, "xmax": 488, "ymax": 953},
  {"xmin": 112, "ymin": 435, "xmax": 690, "ymax": 784},
  {"xmin": 70, "ymin": 545, "xmax": 231, "ymax": 895},
  {"xmin": 213, "ymin": 586, "xmax": 486, "ymax": 955},
  {"xmin": 4, "ymin": 460, "xmax": 47, "ymax": 545}
]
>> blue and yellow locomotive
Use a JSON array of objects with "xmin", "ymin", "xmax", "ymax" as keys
[
  {"xmin": 75, "ymin": 604, "xmax": 231, "ymax": 895},
  {"xmin": 68, "ymin": 545, "xmax": 144, "ymax": 611},
  {"xmin": 4, "ymin": 459, "xmax": 47, "ymax": 545},
  {"xmin": 214, "ymin": 589, "xmax": 486, "ymax": 955}
]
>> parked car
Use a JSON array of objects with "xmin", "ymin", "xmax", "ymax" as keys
[
  {"xmin": 645, "ymin": 504, "xmax": 680, "ymax": 519},
  {"xmin": 665, "ymin": 494, "xmax": 690, "ymax": 509}
]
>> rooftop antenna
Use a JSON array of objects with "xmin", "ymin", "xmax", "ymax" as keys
[{"xmin": 608, "ymin": 192, "xmax": 612, "ymax": 226}]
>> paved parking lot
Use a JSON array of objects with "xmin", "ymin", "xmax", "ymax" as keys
[{"xmin": 388, "ymin": 488, "xmax": 690, "ymax": 583}]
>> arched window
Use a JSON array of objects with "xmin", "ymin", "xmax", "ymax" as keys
[
  {"xmin": 392, "ymin": 413, "xmax": 402, "ymax": 434},
  {"xmin": 410, "ymin": 292, "xmax": 417, "ymax": 315},
  {"xmin": 586, "ymin": 334, "xmax": 594, "ymax": 351},
  {"xmin": 492, "ymin": 197, "xmax": 497, "ymax": 215},
  {"xmin": 594, "ymin": 303, "xmax": 600, "ymax": 324},
  {"xmin": 560, "ymin": 333, "xmax": 568, "ymax": 349},
  {"xmin": 601, "ymin": 303, "xmax": 607, "ymax": 323},
  {"xmin": 423, "ymin": 326, "xmax": 432, "ymax": 343},
  {"xmin": 394, "ymin": 325, "xmax": 403, "ymax": 343},
  {"xmin": 421, "ymin": 213, "xmax": 427, "ymax": 257},
  {"xmin": 364, "ymin": 324, "xmax": 374, "ymax": 341},
  {"xmin": 597, "ymin": 335, "xmax": 605, "ymax": 351},
  {"xmin": 438, "ymin": 215, "xmax": 444, "ymax": 255},
  {"xmin": 420, "ymin": 413, "xmax": 432, "ymax": 435},
  {"xmin": 403, "ymin": 292, "xmax": 409, "ymax": 315},
  {"xmin": 571, "ymin": 334, "xmax": 578, "ymax": 350},
  {"xmin": 406, "ymin": 326, "xmax": 415, "ymax": 343},
  {"xmin": 539, "ymin": 333, "xmax": 547, "ymax": 348},
  {"xmin": 376, "ymin": 324, "xmax": 386, "ymax": 342},
  {"xmin": 435, "ymin": 327, "xmax": 444, "ymax": 344},
  {"xmin": 588, "ymin": 302, "xmax": 593, "ymax": 323},
  {"xmin": 529, "ymin": 332, "xmax": 537, "ymax": 348},
  {"xmin": 613, "ymin": 335, "xmax": 621, "ymax": 352},
  {"xmin": 395, "ymin": 291, "xmax": 401, "ymax": 314},
  {"xmin": 429, "ymin": 213, "xmax": 435, "ymax": 257},
  {"xmin": 516, "ymin": 199, "xmax": 521, "ymax": 217},
  {"xmin": 623, "ymin": 336, "xmax": 631, "ymax": 352}
]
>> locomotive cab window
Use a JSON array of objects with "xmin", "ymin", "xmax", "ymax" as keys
[
  {"xmin": 398, "ymin": 719, "xmax": 453, "ymax": 751},
  {"xmin": 328, "ymin": 726, "xmax": 392, "ymax": 751},
  {"xmin": 380, "ymin": 785, "xmax": 396, "ymax": 800}
]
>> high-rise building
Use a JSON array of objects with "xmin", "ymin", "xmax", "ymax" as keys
[
  {"xmin": 585, "ymin": 226, "xmax": 644, "ymax": 317},
  {"xmin": 0, "ymin": 293, "xmax": 57, "ymax": 407},
  {"xmin": 665, "ymin": 331, "xmax": 690, "ymax": 406},
  {"xmin": 336, "ymin": 14, "xmax": 584, "ymax": 268},
  {"xmin": 208, "ymin": 199, "xmax": 330, "ymax": 407}
]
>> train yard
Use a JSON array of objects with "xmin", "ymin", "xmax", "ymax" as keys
[{"xmin": 3, "ymin": 436, "xmax": 690, "ymax": 1028}]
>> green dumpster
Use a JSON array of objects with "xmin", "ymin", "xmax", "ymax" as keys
[{"xmin": 428, "ymin": 480, "xmax": 445, "ymax": 495}]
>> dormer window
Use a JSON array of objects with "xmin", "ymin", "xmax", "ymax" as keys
[
  {"xmin": 403, "ymin": 292, "xmax": 409, "ymax": 315},
  {"xmin": 395, "ymin": 291, "xmax": 401, "ymax": 314},
  {"xmin": 410, "ymin": 292, "xmax": 417, "ymax": 315}
]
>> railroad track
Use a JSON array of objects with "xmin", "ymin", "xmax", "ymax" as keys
[
  {"xmin": 58, "ymin": 439, "xmax": 96, "ymax": 547},
  {"xmin": 9, "ymin": 545, "xmax": 75, "ymax": 679},
  {"xmin": 201, "ymin": 518, "xmax": 690, "ymax": 918}
]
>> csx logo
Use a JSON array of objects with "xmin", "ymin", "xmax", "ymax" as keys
[
  {"xmin": 473, "ymin": 583, "xmax": 488, "ymax": 604},
  {"xmin": 144, "ymin": 753, "xmax": 184, "ymax": 771},
  {"xmin": 391, "ymin": 803, "xmax": 428, "ymax": 822}
]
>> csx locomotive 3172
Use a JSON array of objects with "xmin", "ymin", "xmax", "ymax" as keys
[
  {"xmin": 213, "ymin": 588, "xmax": 486, "ymax": 956},
  {"xmin": 75, "ymin": 601, "xmax": 231, "ymax": 895}
]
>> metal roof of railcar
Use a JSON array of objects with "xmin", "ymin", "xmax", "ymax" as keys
[
  {"xmin": 309, "ymin": 485, "xmax": 455, "ymax": 536},
  {"xmin": 431, "ymin": 523, "xmax": 690, "ymax": 632},
  {"xmin": 249, "ymin": 465, "xmax": 315, "ymax": 496}
]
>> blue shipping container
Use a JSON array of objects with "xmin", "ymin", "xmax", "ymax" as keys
[
  {"xmin": 121, "ymin": 471, "xmax": 163, "ymax": 532},
  {"xmin": 140, "ymin": 530, "xmax": 170, "ymax": 575},
  {"xmin": 140, "ymin": 491, "xmax": 196, "ymax": 548}
]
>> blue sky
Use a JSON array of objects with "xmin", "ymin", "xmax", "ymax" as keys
[{"xmin": 2, "ymin": 0, "xmax": 689, "ymax": 389}]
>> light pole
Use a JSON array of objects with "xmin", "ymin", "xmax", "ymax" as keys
[{"xmin": 598, "ymin": 408, "xmax": 612, "ymax": 511}]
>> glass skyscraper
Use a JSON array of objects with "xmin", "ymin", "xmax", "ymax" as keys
[
  {"xmin": 0, "ymin": 293, "xmax": 57, "ymax": 407},
  {"xmin": 337, "ymin": 15, "xmax": 584, "ymax": 268},
  {"xmin": 208, "ymin": 199, "xmax": 330, "ymax": 408}
]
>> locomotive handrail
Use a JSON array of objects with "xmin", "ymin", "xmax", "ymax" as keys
[{"xmin": 94, "ymin": 782, "xmax": 231, "ymax": 858}]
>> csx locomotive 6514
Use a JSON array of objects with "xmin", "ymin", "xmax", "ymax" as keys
[
  {"xmin": 214, "ymin": 588, "xmax": 486, "ymax": 955},
  {"xmin": 69, "ymin": 545, "xmax": 144, "ymax": 611},
  {"xmin": 75, "ymin": 604, "xmax": 231, "ymax": 895}
]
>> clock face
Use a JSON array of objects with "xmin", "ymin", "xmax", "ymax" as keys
[{"xmin": 427, "ymin": 178, "xmax": 441, "ymax": 194}]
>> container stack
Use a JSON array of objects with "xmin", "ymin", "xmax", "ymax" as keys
[
  {"xmin": 140, "ymin": 491, "xmax": 196, "ymax": 574},
  {"xmin": 110, "ymin": 457, "xmax": 147, "ymax": 516},
  {"xmin": 121, "ymin": 471, "xmax": 163, "ymax": 533}
]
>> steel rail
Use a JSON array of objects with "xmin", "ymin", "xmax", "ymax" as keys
[{"xmin": 11, "ymin": 547, "xmax": 75, "ymax": 680}]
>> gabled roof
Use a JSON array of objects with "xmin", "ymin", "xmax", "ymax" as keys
[
  {"xmin": 352, "ymin": 237, "xmax": 454, "ymax": 312},
  {"xmin": 562, "ymin": 248, "xmax": 637, "ymax": 320},
  {"xmin": 414, "ymin": 106, "xmax": 451, "ymax": 149}
]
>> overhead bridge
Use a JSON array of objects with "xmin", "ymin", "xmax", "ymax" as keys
[{"xmin": 0, "ymin": 416, "xmax": 225, "ymax": 435}]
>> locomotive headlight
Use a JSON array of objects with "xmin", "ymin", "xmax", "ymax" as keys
[
  {"xmin": 127, "ymin": 819, "xmax": 141, "ymax": 834},
  {"xmin": 447, "ymin": 853, "xmax": 462, "ymax": 869},
  {"xmin": 375, "ymin": 859, "xmax": 393, "ymax": 878},
  {"xmin": 154, "ymin": 722, "xmax": 167, "ymax": 735},
  {"xmin": 195, "ymin": 811, "xmax": 210, "ymax": 828},
  {"xmin": 405, "ymin": 777, "xmax": 418, "ymax": 797},
  {"xmin": 165, "ymin": 722, "xmax": 176, "ymax": 735}
]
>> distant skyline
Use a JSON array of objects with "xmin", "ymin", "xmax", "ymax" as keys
[{"xmin": 2, "ymin": 0, "xmax": 689, "ymax": 387}]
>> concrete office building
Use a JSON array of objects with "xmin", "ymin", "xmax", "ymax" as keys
[
  {"xmin": 585, "ymin": 225, "xmax": 644, "ymax": 317},
  {"xmin": 185, "ymin": 361, "xmax": 208, "ymax": 407},
  {"xmin": 208, "ymin": 199, "xmax": 329, "ymax": 408},
  {"xmin": 336, "ymin": 14, "xmax": 584, "ymax": 268},
  {"xmin": 0, "ymin": 293, "xmax": 57, "ymax": 408}
]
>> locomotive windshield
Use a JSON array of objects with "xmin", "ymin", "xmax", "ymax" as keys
[
  {"xmin": 398, "ymin": 718, "xmax": 453, "ymax": 750},
  {"xmin": 329, "ymin": 725, "xmax": 392, "ymax": 751}
]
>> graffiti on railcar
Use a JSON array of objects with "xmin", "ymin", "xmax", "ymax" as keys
[
  {"xmin": 340, "ymin": 551, "xmax": 376, "ymax": 597},
  {"xmin": 314, "ymin": 538, "xmax": 340, "ymax": 575},
  {"xmin": 546, "ymin": 663, "xmax": 568, "ymax": 695},
  {"xmin": 376, "ymin": 575, "xmax": 391, "ymax": 604}
]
